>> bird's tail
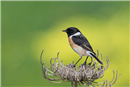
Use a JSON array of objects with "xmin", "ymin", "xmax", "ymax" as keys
[{"xmin": 90, "ymin": 53, "xmax": 103, "ymax": 64}]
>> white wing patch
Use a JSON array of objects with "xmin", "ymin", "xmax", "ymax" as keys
[
  {"xmin": 70, "ymin": 32, "xmax": 81, "ymax": 38},
  {"xmin": 86, "ymin": 51, "xmax": 94, "ymax": 57}
]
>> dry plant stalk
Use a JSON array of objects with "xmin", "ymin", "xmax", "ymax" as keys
[{"xmin": 40, "ymin": 49, "xmax": 121, "ymax": 87}]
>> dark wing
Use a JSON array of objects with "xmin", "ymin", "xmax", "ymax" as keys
[{"xmin": 72, "ymin": 34, "xmax": 94, "ymax": 53}]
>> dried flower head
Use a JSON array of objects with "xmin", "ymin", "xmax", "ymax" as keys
[{"xmin": 40, "ymin": 49, "xmax": 121, "ymax": 87}]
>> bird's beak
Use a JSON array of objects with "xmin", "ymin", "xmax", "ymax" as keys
[{"xmin": 62, "ymin": 30, "xmax": 66, "ymax": 32}]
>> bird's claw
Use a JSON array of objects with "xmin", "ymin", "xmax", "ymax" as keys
[
  {"xmin": 82, "ymin": 62, "xmax": 86, "ymax": 66},
  {"xmin": 71, "ymin": 64, "xmax": 76, "ymax": 68},
  {"xmin": 88, "ymin": 63, "xmax": 92, "ymax": 66}
]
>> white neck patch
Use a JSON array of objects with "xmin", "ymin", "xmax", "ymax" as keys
[{"xmin": 70, "ymin": 32, "xmax": 81, "ymax": 38}]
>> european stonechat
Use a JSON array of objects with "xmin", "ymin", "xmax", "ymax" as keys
[{"xmin": 62, "ymin": 27, "xmax": 103, "ymax": 66}]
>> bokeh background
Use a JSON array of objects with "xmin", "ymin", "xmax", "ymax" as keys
[{"xmin": 1, "ymin": 1, "xmax": 129, "ymax": 87}]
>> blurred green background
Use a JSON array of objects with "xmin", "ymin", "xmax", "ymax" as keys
[{"xmin": 1, "ymin": 1, "xmax": 129, "ymax": 87}]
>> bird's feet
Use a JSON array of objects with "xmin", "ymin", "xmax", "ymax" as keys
[
  {"xmin": 71, "ymin": 64, "xmax": 76, "ymax": 68},
  {"xmin": 82, "ymin": 62, "xmax": 86, "ymax": 66},
  {"xmin": 88, "ymin": 62, "xmax": 92, "ymax": 66},
  {"xmin": 82, "ymin": 61, "xmax": 92, "ymax": 66}
]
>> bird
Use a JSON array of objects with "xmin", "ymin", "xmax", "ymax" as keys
[{"xmin": 62, "ymin": 27, "xmax": 103, "ymax": 67}]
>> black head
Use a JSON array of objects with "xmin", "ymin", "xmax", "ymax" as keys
[{"xmin": 62, "ymin": 27, "xmax": 80, "ymax": 37}]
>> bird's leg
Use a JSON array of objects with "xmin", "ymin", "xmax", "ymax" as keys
[
  {"xmin": 73, "ymin": 56, "xmax": 82, "ymax": 67},
  {"xmin": 82, "ymin": 56, "xmax": 88, "ymax": 65}
]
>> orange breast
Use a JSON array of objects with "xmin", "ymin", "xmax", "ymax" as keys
[
  {"xmin": 68, "ymin": 37, "xmax": 87, "ymax": 56},
  {"xmin": 68, "ymin": 37, "xmax": 78, "ymax": 48}
]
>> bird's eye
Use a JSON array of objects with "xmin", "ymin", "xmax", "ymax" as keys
[{"xmin": 67, "ymin": 29, "xmax": 71, "ymax": 32}]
